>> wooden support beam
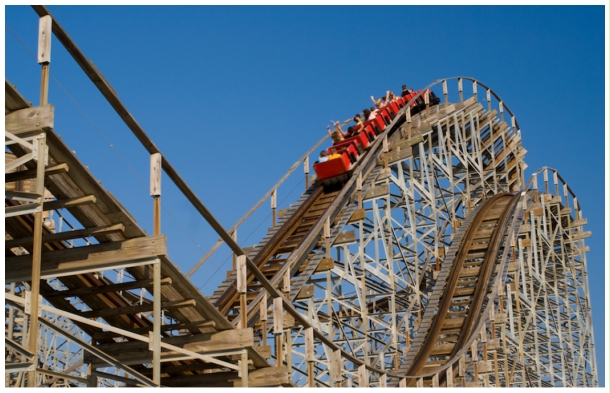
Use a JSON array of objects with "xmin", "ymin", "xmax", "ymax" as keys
[
  {"xmin": 43, "ymin": 195, "xmax": 96, "ymax": 211},
  {"xmin": 5, "ymin": 234, "xmax": 166, "ymax": 282},
  {"xmin": 5, "ymin": 223, "xmax": 125, "ymax": 249},
  {"xmin": 5, "ymin": 104, "xmax": 54, "ymax": 135},
  {"xmin": 5, "ymin": 163, "xmax": 68, "ymax": 183},
  {"xmin": 95, "ymin": 328, "xmax": 253, "ymax": 357},
  {"xmin": 158, "ymin": 366, "xmax": 290, "ymax": 388},
  {"xmin": 92, "ymin": 319, "xmax": 214, "ymax": 340},
  {"xmin": 43, "ymin": 276, "xmax": 170, "ymax": 298},
  {"xmin": 80, "ymin": 299, "xmax": 194, "ymax": 319}
]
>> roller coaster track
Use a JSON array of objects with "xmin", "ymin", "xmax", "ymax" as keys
[
  {"xmin": 401, "ymin": 192, "xmax": 521, "ymax": 385},
  {"xmin": 5, "ymin": 6, "xmax": 598, "ymax": 387}
]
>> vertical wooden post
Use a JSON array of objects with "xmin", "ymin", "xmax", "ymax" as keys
[
  {"xmin": 324, "ymin": 218, "xmax": 331, "ymax": 259},
  {"xmin": 304, "ymin": 156, "xmax": 309, "ymax": 190},
  {"xmin": 486, "ymin": 88, "xmax": 492, "ymax": 113},
  {"xmin": 358, "ymin": 364, "xmax": 367, "ymax": 387},
  {"xmin": 357, "ymin": 172, "xmax": 363, "ymax": 210},
  {"xmin": 405, "ymin": 106, "xmax": 412, "ymax": 140},
  {"xmin": 86, "ymin": 364, "xmax": 97, "ymax": 387},
  {"xmin": 446, "ymin": 364, "xmax": 454, "ymax": 387},
  {"xmin": 240, "ymin": 350, "xmax": 249, "ymax": 388},
  {"xmin": 38, "ymin": 15, "xmax": 52, "ymax": 106},
  {"xmin": 305, "ymin": 327, "xmax": 314, "ymax": 387},
  {"xmin": 458, "ymin": 78, "xmax": 463, "ymax": 102},
  {"xmin": 260, "ymin": 293, "xmax": 268, "ymax": 347},
  {"xmin": 150, "ymin": 153, "xmax": 162, "ymax": 236},
  {"xmin": 273, "ymin": 297, "xmax": 283, "ymax": 366},
  {"xmin": 231, "ymin": 229, "xmax": 238, "ymax": 270},
  {"xmin": 331, "ymin": 349, "xmax": 342, "ymax": 386},
  {"xmin": 399, "ymin": 378, "xmax": 406, "ymax": 387},
  {"xmin": 152, "ymin": 259, "xmax": 161, "ymax": 384},
  {"xmin": 271, "ymin": 189, "xmax": 277, "ymax": 227},
  {"xmin": 27, "ymin": 134, "xmax": 47, "ymax": 388},
  {"xmin": 472, "ymin": 80, "xmax": 478, "ymax": 102},
  {"xmin": 27, "ymin": 15, "xmax": 53, "ymax": 387},
  {"xmin": 499, "ymin": 100, "xmax": 504, "ymax": 122},
  {"xmin": 237, "ymin": 255, "xmax": 247, "ymax": 329},
  {"xmin": 425, "ymin": 89, "xmax": 430, "ymax": 117},
  {"xmin": 379, "ymin": 374, "xmax": 387, "ymax": 387},
  {"xmin": 459, "ymin": 355, "xmax": 466, "ymax": 386},
  {"xmin": 442, "ymin": 79, "xmax": 448, "ymax": 104}
]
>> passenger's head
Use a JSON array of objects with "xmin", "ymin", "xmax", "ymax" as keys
[
  {"xmin": 389, "ymin": 92, "xmax": 395, "ymax": 99},
  {"xmin": 320, "ymin": 151, "xmax": 327, "ymax": 157},
  {"xmin": 402, "ymin": 85, "xmax": 407, "ymax": 90},
  {"xmin": 331, "ymin": 148, "xmax": 337, "ymax": 154},
  {"xmin": 347, "ymin": 126, "xmax": 354, "ymax": 134}
]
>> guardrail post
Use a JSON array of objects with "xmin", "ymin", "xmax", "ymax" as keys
[
  {"xmin": 271, "ymin": 189, "xmax": 277, "ymax": 227},
  {"xmin": 304, "ymin": 156, "xmax": 309, "ymax": 190},
  {"xmin": 486, "ymin": 89, "xmax": 491, "ymax": 113},
  {"xmin": 237, "ymin": 255, "xmax": 247, "ymax": 328},
  {"xmin": 472, "ymin": 80, "xmax": 478, "ymax": 102},
  {"xmin": 150, "ymin": 153, "xmax": 162, "ymax": 236},
  {"xmin": 458, "ymin": 78, "xmax": 463, "ymax": 102},
  {"xmin": 442, "ymin": 79, "xmax": 448, "ymax": 104},
  {"xmin": 273, "ymin": 297, "xmax": 284, "ymax": 366}
]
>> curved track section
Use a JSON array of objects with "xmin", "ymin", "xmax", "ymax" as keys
[{"xmin": 401, "ymin": 192, "xmax": 521, "ymax": 385}]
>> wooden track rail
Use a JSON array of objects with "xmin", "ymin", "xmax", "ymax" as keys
[{"xmin": 403, "ymin": 192, "xmax": 521, "ymax": 386}]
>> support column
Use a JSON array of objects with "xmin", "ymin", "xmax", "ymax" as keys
[
  {"xmin": 27, "ymin": 14, "xmax": 52, "ymax": 387},
  {"xmin": 152, "ymin": 260, "xmax": 161, "ymax": 384},
  {"xmin": 149, "ymin": 154, "xmax": 162, "ymax": 384}
]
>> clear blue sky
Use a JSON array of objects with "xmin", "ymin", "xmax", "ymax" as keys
[{"xmin": 4, "ymin": 4, "xmax": 608, "ymax": 386}]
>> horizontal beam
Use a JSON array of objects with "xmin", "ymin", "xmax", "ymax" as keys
[
  {"xmin": 80, "ymin": 299, "xmax": 195, "ymax": 319},
  {"xmin": 5, "ymin": 223, "xmax": 125, "ymax": 249},
  {"xmin": 43, "ymin": 195, "xmax": 96, "ymax": 211},
  {"xmin": 36, "ymin": 368, "xmax": 88, "ymax": 384},
  {"xmin": 4, "ymin": 104, "xmax": 54, "ymax": 135},
  {"xmin": 157, "ymin": 366, "xmax": 290, "ymax": 388},
  {"xmin": 5, "ymin": 203, "xmax": 41, "ymax": 218},
  {"xmin": 4, "ymin": 191, "xmax": 42, "ymax": 203},
  {"xmin": 95, "ymin": 328, "xmax": 253, "ymax": 355},
  {"xmin": 5, "ymin": 362, "xmax": 35, "ymax": 373},
  {"xmin": 5, "ymin": 337, "xmax": 34, "ymax": 359},
  {"xmin": 43, "ymin": 276, "xmax": 170, "ymax": 298},
  {"xmin": 5, "ymin": 163, "xmax": 69, "ymax": 183},
  {"xmin": 92, "ymin": 319, "xmax": 215, "ymax": 340},
  {"xmin": 5, "ymin": 235, "xmax": 166, "ymax": 282}
]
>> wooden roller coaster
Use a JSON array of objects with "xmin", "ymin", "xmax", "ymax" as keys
[{"xmin": 5, "ymin": 5, "xmax": 598, "ymax": 388}]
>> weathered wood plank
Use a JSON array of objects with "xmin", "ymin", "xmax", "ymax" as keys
[
  {"xmin": 5, "ymin": 104, "xmax": 54, "ymax": 135},
  {"xmin": 5, "ymin": 163, "xmax": 69, "ymax": 183},
  {"xmin": 233, "ymin": 366, "xmax": 290, "ymax": 387},
  {"xmin": 5, "ymin": 235, "xmax": 166, "ymax": 282},
  {"xmin": 81, "ymin": 299, "xmax": 194, "ymax": 319},
  {"xmin": 5, "ymin": 223, "xmax": 125, "ymax": 249},
  {"xmin": 43, "ymin": 195, "xmax": 96, "ymax": 211}
]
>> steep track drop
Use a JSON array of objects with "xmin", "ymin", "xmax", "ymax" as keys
[{"xmin": 402, "ymin": 192, "xmax": 521, "ymax": 385}]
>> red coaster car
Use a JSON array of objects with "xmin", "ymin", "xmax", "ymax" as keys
[
  {"xmin": 313, "ymin": 152, "xmax": 351, "ymax": 181},
  {"xmin": 328, "ymin": 141, "xmax": 360, "ymax": 164}
]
